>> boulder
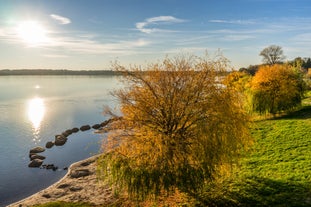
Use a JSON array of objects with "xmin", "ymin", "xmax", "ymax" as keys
[
  {"xmin": 100, "ymin": 120, "xmax": 109, "ymax": 127},
  {"xmin": 46, "ymin": 164, "xmax": 55, "ymax": 170},
  {"xmin": 42, "ymin": 194, "xmax": 51, "ymax": 198},
  {"xmin": 44, "ymin": 164, "xmax": 58, "ymax": 171},
  {"xmin": 29, "ymin": 146, "xmax": 45, "ymax": 154},
  {"xmin": 62, "ymin": 129, "xmax": 73, "ymax": 137},
  {"xmin": 29, "ymin": 152, "xmax": 36, "ymax": 158},
  {"xmin": 80, "ymin": 125, "xmax": 91, "ymax": 131},
  {"xmin": 28, "ymin": 159, "xmax": 43, "ymax": 168},
  {"xmin": 57, "ymin": 183, "xmax": 70, "ymax": 189},
  {"xmin": 70, "ymin": 169, "xmax": 91, "ymax": 178},
  {"xmin": 92, "ymin": 124, "xmax": 101, "ymax": 129},
  {"xmin": 71, "ymin": 127, "xmax": 79, "ymax": 133},
  {"xmin": 45, "ymin": 141, "xmax": 54, "ymax": 149},
  {"xmin": 30, "ymin": 154, "xmax": 46, "ymax": 160},
  {"xmin": 100, "ymin": 117, "xmax": 120, "ymax": 127},
  {"xmin": 69, "ymin": 186, "xmax": 83, "ymax": 192},
  {"xmin": 54, "ymin": 135, "xmax": 68, "ymax": 146},
  {"xmin": 66, "ymin": 129, "xmax": 73, "ymax": 134}
]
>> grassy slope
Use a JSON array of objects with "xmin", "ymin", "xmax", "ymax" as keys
[
  {"xmin": 201, "ymin": 93, "xmax": 311, "ymax": 207},
  {"xmin": 237, "ymin": 108, "xmax": 311, "ymax": 206}
]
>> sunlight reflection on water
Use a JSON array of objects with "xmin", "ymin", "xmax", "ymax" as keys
[{"xmin": 27, "ymin": 97, "xmax": 45, "ymax": 143}]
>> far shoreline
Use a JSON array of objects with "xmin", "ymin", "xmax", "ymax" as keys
[{"xmin": 0, "ymin": 69, "xmax": 121, "ymax": 76}]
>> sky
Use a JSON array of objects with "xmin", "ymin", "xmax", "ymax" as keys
[{"xmin": 1, "ymin": 0, "xmax": 311, "ymax": 70}]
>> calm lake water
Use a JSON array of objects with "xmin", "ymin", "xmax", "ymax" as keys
[{"xmin": 0, "ymin": 75, "xmax": 121, "ymax": 206}]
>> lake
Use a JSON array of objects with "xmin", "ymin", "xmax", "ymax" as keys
[{"xmin": 0, "ymin": 75, "xmax": 121, "ymax": 206}]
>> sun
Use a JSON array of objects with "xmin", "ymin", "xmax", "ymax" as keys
[{"xmin": 16, "ymin": 21, "xmax": 49, "ymax": 46}]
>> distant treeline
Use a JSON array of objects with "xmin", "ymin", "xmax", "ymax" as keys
[
  {"xmin": 0, "ymin": 69, "xmax": 121, "ymax": 76},
  {"xmin": 0, "ymin": 69, "xmax": 230, "ymax": 76}
]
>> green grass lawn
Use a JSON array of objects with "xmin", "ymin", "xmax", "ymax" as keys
[
  {"xmin": 200, "ymin": 102, "xmax": 311, "ymax": 206},
  {"xmin": 238, "ymin": 108, "xmax": 311, "ymax": 206}
]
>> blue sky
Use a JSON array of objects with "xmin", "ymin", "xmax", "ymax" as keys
[{"xmin": 0, "ymin": 0, "xmax": 311, "ymax": 70}]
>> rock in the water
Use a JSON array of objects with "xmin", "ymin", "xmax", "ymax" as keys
[
  {"xmin": 43, "ymin": 164, "xmax": 58, "ymax": 171},
  {"xmin": 62, "ymin": 129, "xmax": 73, "ymax": 137},
  {"xmin": 54, "ymin": 135, "xmax": 68, "ymax": 146},
  {"xmin": 92, "ymin": 124, "xmax": 101, "ymax": 129},
  {"xmin": 80, "ymin": 125, "xmax": 91, "ymax": 131},
  {"xmin": 29, "ymin": 146, "xmax": 45, "ymax": 153},
  {"xmin": 46, "ymin": 164, "xmax": 55, "ymax": 170},
  {"xmin": 71, "ymin": 127, "xmax": 79, "ymax": 133},
  {"xmin": 65, "ymin": 129, "xmax": 73, "ymax": 134},
  {"xmin": 29, "ymin": 152, "xmax": 36, "ymax": 158},
  {"xmin": 45, "ymin": 141, "xmax": 54, "ymax": 149},
  {"xmin": 30, "ymin": 154, "xmax": 46, "ymax": 160},
  {"xmin": 70, "ymin": 169, "xmax": 91, "ymax": 178},
  {"xmin": 100, "ymin": 120, "xmax": 109, "ymax": 127},
  {"xmin": 28, "ymin": 159, "xmax": 43, "ymax": 168}
]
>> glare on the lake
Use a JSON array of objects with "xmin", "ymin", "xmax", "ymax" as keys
[
  {"xmin": 16, "ymin": 21, "xmax": 49, "ymax": 46},
  {"xmin": 27, "ymin": 98, "xmax": 45, "ymax": 141}
]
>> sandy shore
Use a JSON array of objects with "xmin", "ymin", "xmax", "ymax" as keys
[{"xmin": 8, "ymin": 154, "xmax": 115, "ymax": 207}]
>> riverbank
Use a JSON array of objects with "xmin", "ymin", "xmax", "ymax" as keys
[{"xmin": 9, "ymin": 154, "xmax": 115, "ymax": 207}]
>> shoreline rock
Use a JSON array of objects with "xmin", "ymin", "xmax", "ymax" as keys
[
  {"xmin": 28, "ymin": 159, "xmax": 44, "ymax": 168},
  {"xmin": 45, "ymin": 141, "xmax": 54, "ymax": 149},
  {"xmin": 80, "ymin": 125, "xmax": 91, "ymax": 131},
  {"xmin": 29, "ymin": 146, "xmax": 45, "ymax": 154},
  {"xmin": 28, "ymin": 118, "xmax": 122, "ymax": 169},
  {"xmin": 54, "ymin": 135, "xmax": 68, "ymax": 146},
  {"xmin": 9, "ymin": 154, "xmax": 115, "ymax": 206},
  {"xmin": 30, "ymin": 154, "xmax": 46, "ymax": 161}
]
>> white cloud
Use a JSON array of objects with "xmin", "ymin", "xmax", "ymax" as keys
[
  {"xmin": 222, "ymin": 35, "xmax": 255, "ymax": 41},
  {"xmin": 50, "ymin": 14, "xmax": 71, "ymax": 25},
  {"xmin": 0, "ymin": 16, "xmax": 150, "ymax": 55},
  {"xmin": 43, "ymin": 54, "xmax": 69, "ymax": 58},
  {"xmin": 209, "ymin": 19, "xmax": 255, "ymax": 25},
  {"xmin": 292, "ymin": 33, "xmax": 311, "ymax": 42},
  {"xmin": 136, "ymin": 16, "xmax": 186, "ymax": 34},
  {"xmin": 164, "ymin": 47, "xmax": 209, "ymax": 54},
  {"xmin": 49, "ymin": 34, "xmax": 151, "ymax": 55}
]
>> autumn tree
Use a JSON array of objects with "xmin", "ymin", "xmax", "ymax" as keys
[
  {"xmin": 223, "ymin": 71, "xmax": 253, "ymax": 112},
  {"xmin": 260, "ymin": 45, "xmax": 285, "ymax": 65},
  {"xmin": 98, "ymin": 54, "xmax": 252, "ymax": 202},
  {"xmin": 288, "ymin": 57, "xmax": 311, "ymax": 73},
  {"xmin": 223, "ymin": 71, "xmax": 252, "ymax": 93},
  {"xmin": 239, "ymin": 64, "xmax": 259, "ymax": 75},
  {"xmin": 251, "ymin": 64, "xmax": 306, "ymax": 115}
]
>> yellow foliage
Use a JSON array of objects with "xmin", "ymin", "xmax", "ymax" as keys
[
  {"xmin": 223, "ymin": 71, "xmax": 251, "ymax": 92},
  {"xmin": 99, "ymin": 54, "xmax": 252, "ymax": 201},
  {"xmin": 251, "ymin": 64, "xmax": 305, "ymax": 114}
]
